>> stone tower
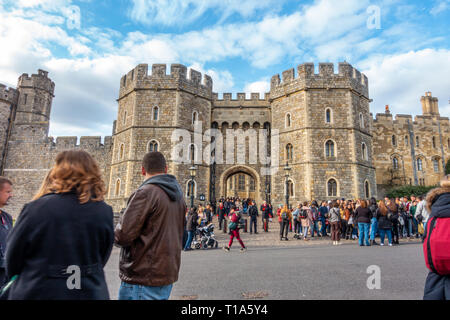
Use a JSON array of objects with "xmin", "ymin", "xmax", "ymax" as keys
[
  {"xmin": 269, "ymin": 62, "xmax": 376, "ymax": 203},
  {"xmin": 0, "ymin": 84, "xmax": 18, "ymax": 173},
  {"xmin": 108, "ymin": 64, "xmax": 213, "ymax": 212}
]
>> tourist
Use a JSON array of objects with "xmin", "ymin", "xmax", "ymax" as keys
[
  {"xmin": 369, "ymin": 197, "xmax": 379, "ymax": 245},
  {"xmin": 217, "ymin": 201, "xmax": 226, "ymax": 231},
  {"xmin": 115, "ymin": 151, "xmax": 186, "ymax": 300},
  {"xmin": 355, "ymin": 199, "xmax": 371, "ymax": 246},
  {"xmin": 300, "ymin": 202, "xmax": 311, "ymax": 241},
  {"xmin": 423, "ymin": 175, "xmax": 450, "ymax": 300},
  {"xmin": 416, "ymin": 195, "xmax": 430, "ymax": 239},
  {"xmin": 184, "ymin": 207, "xmax": 198, "ymax": 251},
  {"xmin": 223, "ymin": 206, "xmax": 246, "ymax": 252},
  {"xmin": 5, "ymin": 150, "xmax": 114, "ymax": 299},
  {"xmin": 310, "ymin": 201, "xmax": 321, "ymax": 237},
  {"xmin": 292, "ymin": 204, "xmax": 302, "ymax": 238},
  {"xmin": 341, "ymin": 202, "xmax": 350, "ymax": 239},
  {"xmin": 318, "ymin": 201, "xmax": 329, "ymax": 237},
  {"xmin": 279, "ymin": 204, "xmax": 292, "ymax": 241},
  {"xmin": 205, "ymin": 204, "xmax": 212, "ymax": 224},
  {"xmin": 329, "ymin": 200, "xmax": 341, "ymax": 245},
  {"xmin": 248, "ymin": 201, "xmax": 259, "ymax": 234},
  {"xmin": 0, "ymin": 177, "xmax": 13, "ymax": 288},
  {"xmin": 376, "ymin": 200, "xmax": 393, "ymax": 246},
  {"xmin": 387, "ymin": 199, "xmax": 400, "ymax": 245}
]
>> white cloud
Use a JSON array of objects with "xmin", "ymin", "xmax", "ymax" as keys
[
  {"xmin": 360, "ymin": 49, "xmax": 450, "ymax": 118},
  {"xmin": 430, "ymin": 0, "xmax": 450, "ymax": 15},
  {"xmin": 243, "ymin": 80, "xmax": 270, "ymax": 99},
  {"xmin": 128, "ymin": 0, "xmax": 283, "ymax": 26}
]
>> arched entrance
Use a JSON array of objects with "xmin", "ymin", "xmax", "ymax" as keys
[{"xmin": 219, "ymin": 165, "xmax": 261, "ymax": 203}]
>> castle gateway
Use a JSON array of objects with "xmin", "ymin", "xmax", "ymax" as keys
[{"xmin": 1, "ymin": 63, "xmax": 448, "ymax": 217}]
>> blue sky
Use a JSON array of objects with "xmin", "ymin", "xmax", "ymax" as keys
[{"xmin": 0, "ymin": 0, "xmax": 449, "ymax": 138}]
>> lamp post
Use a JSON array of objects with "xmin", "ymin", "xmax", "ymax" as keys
[
  {"xmin": 189, "ymin": 166, "xmax": 197, "ymax": 208},
  {"xmin": 284, "ymin": 162, "xmax": 291, "ymax": 208}
]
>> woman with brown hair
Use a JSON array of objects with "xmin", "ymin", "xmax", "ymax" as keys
[
  {"xmin": 387, "ymin": 198, "xmax": 400, "ymax": 244},
  {"xmin": 329, "ymin": 201, "xmax": 341, "ymax": 245},
  {"xmin": 376, "ymin": 201, "xmax": 393, "ymax": 246},
  {"xmin": 5, "ymin": 150, "xmax": 114, "ymax": 300},
  {"xmin": 355, "ymin": 198, "xmax": 372, "ymax": 246}
]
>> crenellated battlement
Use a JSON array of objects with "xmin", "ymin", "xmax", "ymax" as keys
[
  {"xmin": 270, "ymin": 62, "xmax": 369, "ymax": 99},
  {"xmin": 17, "ymin": 69, "xmax": 55, "ymax": 95},
  {"xmin": 51, "ymin": 136, "xmax": 113, "ymax": 150},
  {"xmin": 119, "ymin": 63, "xmax": 213, "ymax": 99},
  {"xmin": 213, "ymin": 92, "xmax": 270, "ymax": 102},
  {"xmin": 0, "ymin": 84, "xmax": 18, "ymax": 104},
  {"xmin": 373, "ymin": 112, "xmax": 450, "ymax": 130}
]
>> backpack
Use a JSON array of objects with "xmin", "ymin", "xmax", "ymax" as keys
[
  {"xmin": 300, "ymin": 209, "xmax": 308, "ymax": 219},
  {"xmin": 423, "ymin": 216, "xmax": 450, "ymax": 275}
]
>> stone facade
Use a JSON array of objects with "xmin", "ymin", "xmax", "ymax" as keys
[{"xmin": 0, "ymin": 64, "xmax": 446, "ymax": 217}]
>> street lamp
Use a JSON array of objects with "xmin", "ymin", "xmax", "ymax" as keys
[
  {"xmin": 284, "ymin": 161, "xmax": 291, "ymax": 207},
  {"xmin": 189, "ymin": 166, "xmax": 197, "ymax": 208}
]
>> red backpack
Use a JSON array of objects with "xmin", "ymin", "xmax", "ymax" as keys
[{"xmin": 423, "ymin": 216, "xmax": 450, "ymax": 275}]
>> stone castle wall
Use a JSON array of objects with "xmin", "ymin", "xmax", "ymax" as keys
[{"xmin": 0, "ymin": 64, "xmax": 447, "ymax": 217}]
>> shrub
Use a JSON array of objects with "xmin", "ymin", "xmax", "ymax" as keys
[{"xmin": 385, "ymin": 185, "xmax": 437, "ymax": 199}]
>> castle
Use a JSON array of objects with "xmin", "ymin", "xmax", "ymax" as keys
[{"xmin": 0, "ymin": 63, "xmax": 448, "ymax": 217}]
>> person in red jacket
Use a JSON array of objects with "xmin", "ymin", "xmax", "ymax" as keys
[{"xmin": 223, "ymin": 206, "xmax": 246, "ymax": 252}]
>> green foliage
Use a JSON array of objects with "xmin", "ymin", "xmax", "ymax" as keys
[
  {"xmin": 385, "ymin": 185, "xmax": 437, "ymax": 199},
  {"xmin": 445, "ymin": 159, "xmax": 450, "ymax": 175}
]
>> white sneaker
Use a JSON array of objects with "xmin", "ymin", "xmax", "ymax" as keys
[
  {"xmin": 388, "ymin": 243, "xmax": 392, "ymax": 246},
  {"xmin": 380, "ymin": 243, "xmax": 384, "ymax": 246},
  {"xmin": 332, "ymin": 241, "xmax": 336, "ymax": 245}
]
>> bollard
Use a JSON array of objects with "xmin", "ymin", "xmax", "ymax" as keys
[
  {"xmin": 223, "ymin": 220, "xmax": 227, "ymax": 233},
  {"xmin": 244, "ymin": 219, "xmax": 248, "ymax": 233}
]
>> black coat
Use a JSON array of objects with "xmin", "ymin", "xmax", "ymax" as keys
[
  {"xmin": 355, "ymin": 207, "xmax": 372, "ymax": 224},
  {"xmin": 376, "ymin": 209, "xmax": 393, "ymax": 229},
  {"xmin": 5, "ymin": 192, "xmax": 114, "ymax": 300},
  {"xmin": 0, "ymin": 210, "xmax": 13, "ymax": 269}
]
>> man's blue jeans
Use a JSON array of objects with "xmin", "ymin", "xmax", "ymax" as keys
[
  {"xmin": 118, "ymin": 282, "xmax": 173, "ymax": 300},
  {"xmin": 184, "ymin": 231, "xmax": 194, "ymax": 250},
  {"xmin": 358, "ymin": 223, "xmax": 370, "ymax": 246},
  {"xmin": 311, "ymin": 221, "xmax": 320, "ymax": 236},
  {"xmin": 319, "ymin": 218, "xmax": 327, "ymax": 236},
  {"xmin": 370, "ymin": 218, "xmax": 378, "ymax": 240},
  {"xmin": 379, "ymin": 229, "xmax": 392, "ymax": 245}
]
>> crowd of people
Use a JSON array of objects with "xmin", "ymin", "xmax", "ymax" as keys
[
  {"xmin": 204, "ymin": 195, "xmax": 431, "ymax": 247},
  {"xmin": 0, "ymin": 148, "xmax": 448, "ymax": 300}
]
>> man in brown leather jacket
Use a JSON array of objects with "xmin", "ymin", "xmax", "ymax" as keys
[{"xmin": 115, "ymin": 152, "xmax": 186, "ymax": 300}]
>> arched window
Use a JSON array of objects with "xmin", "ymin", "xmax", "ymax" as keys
[
  {"xmin": 362, "ymin": 143, "xmax": 368, "ymax": 160},
  {"xmin": 433, "ymin": 158, "xmax": 440, "ymax": 172},
  {"xmin": 325, "ymin": 140, "xmax": 335, "ymax": 158},
  {"xmin": 360, "ymin": 113, "xmax": 364, "ymax": 128},
  {"xmin": 192, "ymin": 111, "xmax": 198, "ymax": 124},
  {"xmin": 148, "ymin": 140, "xmax": 158, "ymax": 152},
  {"xmin": 288, "ymin": 179, "xmax": 294, "ymax": 197},
  {"xmin": 416, "ymin": 136, "xmax": 420, "ymax": 147},
  {"xmin": 285, "ymin": 113, "xmax": 291, "ymax": 128},
  {"xmin": 153, "ymin": 106, "xmax": 159, "ymax": 121},
  {"xmin": 417, "ymin": 158, "xmax": 423, "ymax": 171},
  {"xmin": 393, "ymin": 157, "xmax": 399, "ymax": 170},
  {"xmin": 405, "ymin": 135, "xmax": 408, "ymax": 146},
  {"xmin": 327, "ymin": 179, "xmax": 337, "ymax": 197},
  {"xmin": 115, "ymin": 179, "xmax": 121, "ymax": 197},
  {"xmin": 392, "ymin": 135, "xmax": 396, "ymax": 147},
  {"xmin": 249, "ymin": 177, "xmax": 255, "ymax": 192},
  {"xmin": 286, "ymin": 144, "xmax": 293, "ymax": 161},
  {"xmin": 238, "ymin": 174, "xmax": 245, "ymax": 191},
  {"xmin": 326, "ymin": 108, "xmax": 332, "ymax": 123},
  {"xmin": 432, "ymin": 137, "xmax": 436, "ymax": 149},
  {"xmin": 119, "ymin": 144, "xmax": 124, "ymax": 160},
  {"xmin": 186, "ymin": 180, "xmax": 196, "ymax": 197},
  {"xmin": 364, "ymin": 181, "xmax": 370, "ymax": 198}
]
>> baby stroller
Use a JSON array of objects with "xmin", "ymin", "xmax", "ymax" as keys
[{"xmin": 192, "ymin": 223, "xmax": 219, "ymax": 249}]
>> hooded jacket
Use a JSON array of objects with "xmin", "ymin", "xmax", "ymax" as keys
[
  {"xmin": 115, "ymin": 174, "xmax": 187, "ymax": 287},
  {"xmin": 426, "ymin": 187, "xmax": 450, "ymax": 219}
]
